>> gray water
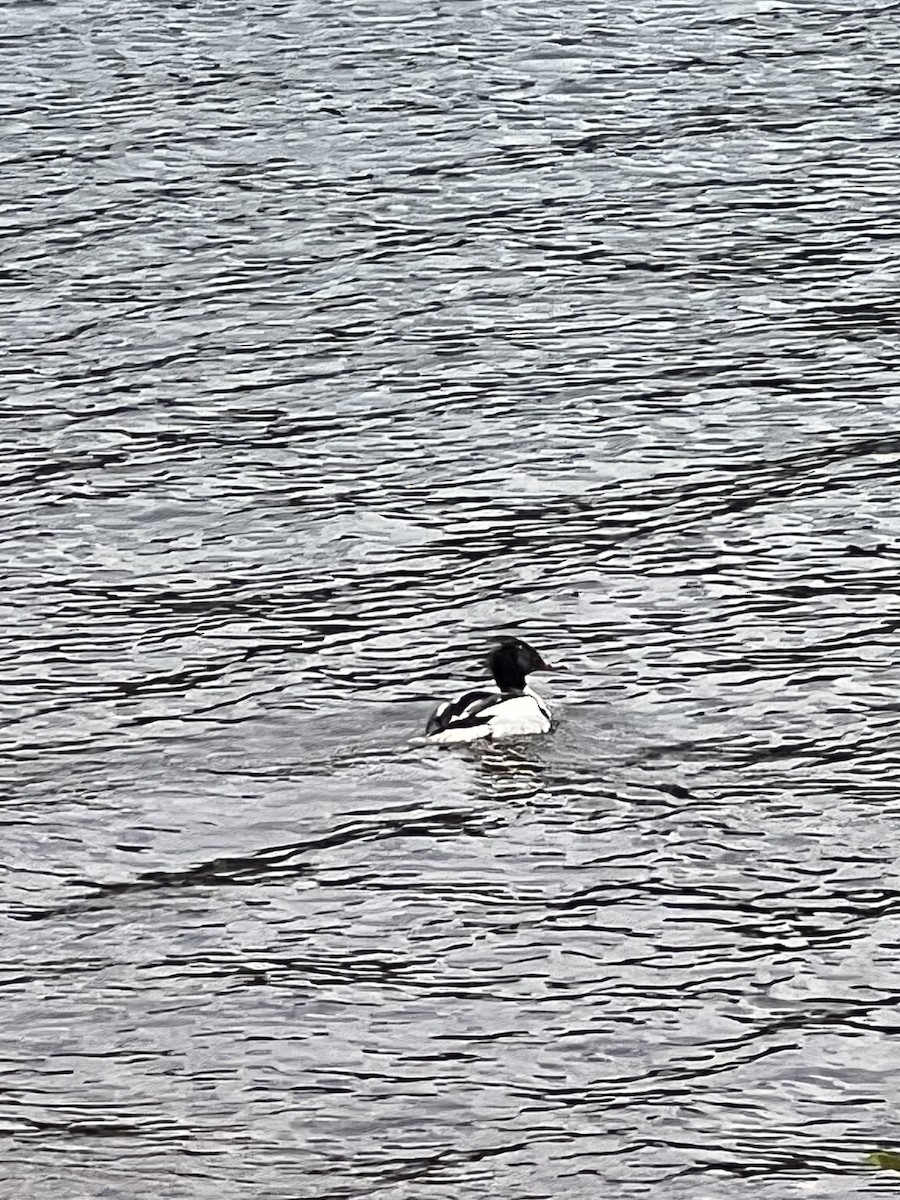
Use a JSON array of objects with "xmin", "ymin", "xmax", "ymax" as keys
[{"xmin": 5, "ymin": 1, "xmax": 900, "ymax": 1196}]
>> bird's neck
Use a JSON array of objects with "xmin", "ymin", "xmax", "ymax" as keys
[{"xmin": 492, "ymin": 663, "xmax": 527, "ymax": 693}]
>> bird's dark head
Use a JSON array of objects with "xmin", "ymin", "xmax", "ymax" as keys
[{"xmin": 488, "ymin": 638, "xmax": 559, "ymax": 692}]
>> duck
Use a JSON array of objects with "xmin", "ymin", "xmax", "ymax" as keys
[{"xmin": 424, "ymin": 637, "xmax": 561, "ymax": 745}]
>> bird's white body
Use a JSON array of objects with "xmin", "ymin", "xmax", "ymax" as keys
[{"xmin": 425, "ymin": 685, "xmax": 552, "ymax": 745}]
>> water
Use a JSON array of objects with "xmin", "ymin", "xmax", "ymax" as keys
[{"xmin": 5, "ymin": 0, "xmax": 900, "ymax": 1195}]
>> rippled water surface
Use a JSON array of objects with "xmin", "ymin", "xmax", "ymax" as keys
[{"xmin": 6, "ymin": 0, "xmax": 900, "ymax": 1195}]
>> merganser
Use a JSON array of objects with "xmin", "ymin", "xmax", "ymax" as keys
[{"xmin": 424, "ymin": 637, "xmax": 561, "ymax": 745}]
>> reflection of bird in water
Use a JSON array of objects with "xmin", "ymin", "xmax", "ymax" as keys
[
  {"xmin": 473, "ymin": 739, "xmax": 548, "ymax": 805},
  {"xmin": 424, "ymin": 638, "xmax": 563, "ymax": 746}
]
